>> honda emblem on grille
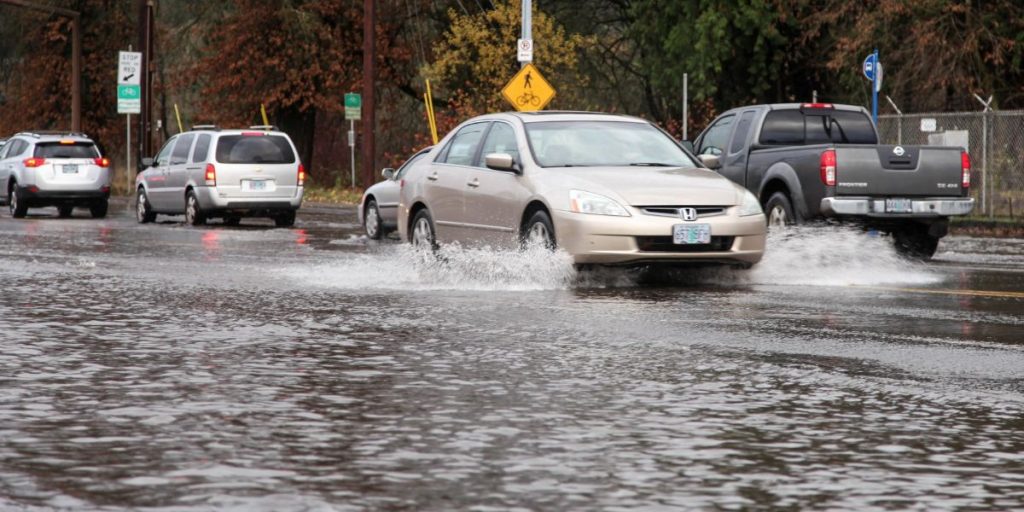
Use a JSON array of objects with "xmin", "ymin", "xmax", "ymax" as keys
[{"xmin": 680, "ymin": 207, "xmax": 698, "ymax": 221}]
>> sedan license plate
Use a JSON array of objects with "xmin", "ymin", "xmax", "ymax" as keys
[
  {"xmin": 673, "ymin": 223, "xmax": 711, "ymax": 244},
  {"xmin": 62, "ymin": 164, "xmax": 78, "ymax": 174},
  {"xmin": 885, "ymin": 198, "xmax": 913, "ymax": 213}
]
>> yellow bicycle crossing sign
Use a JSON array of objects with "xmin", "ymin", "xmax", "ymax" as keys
[{"xmin": 501, "ymin": 63, "xmax": 555, "ymax": 112}]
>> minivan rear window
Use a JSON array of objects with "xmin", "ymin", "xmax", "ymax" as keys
[
  {"xmin": 34, "ymin": 142, "xmax": 99, "ymax": 159},
  {"xmin": 216, "ymin": 135, "xmax": 296, "ymax": 164}
]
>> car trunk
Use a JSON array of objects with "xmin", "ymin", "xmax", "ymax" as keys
[
  {"xmin": 834, "ymin": 145, "xmax": 966, "ymax": 197},
  {"xmin": 213, "ymin": 134, "xmax": 299, "ymax": 199}
]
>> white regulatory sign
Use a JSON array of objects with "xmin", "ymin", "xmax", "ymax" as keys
[
  {"xmin": 118, "ymin": 51, "xmax": 142, "ymax": 85},
  {"xmin": 517, "ymin": 39, "xmax": 533, "ymax": 63}
]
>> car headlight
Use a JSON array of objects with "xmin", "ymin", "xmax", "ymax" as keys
[
  {"xmin": 738, "ymin": 190, "xmax": 763, "ymax": 216},
  {"xmin": 569, "ymin": 190, "xmax": 630, "ymax": 217}
]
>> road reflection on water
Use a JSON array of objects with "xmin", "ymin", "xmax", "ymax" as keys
[{"xmin": 0, "ymin": 208, "xmax": 1022, "ymax": 510}]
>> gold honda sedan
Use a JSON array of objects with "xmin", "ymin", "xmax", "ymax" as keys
[{"xmin": 397, "ymin": 112, "xmax": 766, "ymax": 267}]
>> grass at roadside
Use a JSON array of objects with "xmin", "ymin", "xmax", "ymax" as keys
[
  {"xmin": 950, "ymin": 216, "xmax": 1024, "ymax": 237},
  {"xmin": 302, "ymin": 185, "xmax": 365, "ymax": 205}
]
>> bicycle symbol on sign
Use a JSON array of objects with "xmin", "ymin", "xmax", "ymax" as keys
[{"xmin": 517, "ymin": 91, "xmax": 541, "ymax": 107}]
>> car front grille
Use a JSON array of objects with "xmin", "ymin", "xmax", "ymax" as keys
[
  {"xmin": 640, "ymin": 206, "xmax": 727, "ymax": 219},
  {"xmin": 635, "ymin": 236, "xmax": 735, "ymax": 253}
]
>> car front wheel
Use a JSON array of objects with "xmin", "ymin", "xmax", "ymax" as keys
[
  {"xmin": 137, "ymin": 189, "xmax": 156, "ymax": 223},
  {"xmin": 522, "ymin": 210, "xmax": 556, "ymax": 250}
]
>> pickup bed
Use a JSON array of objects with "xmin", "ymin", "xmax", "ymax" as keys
[{"xmin": 690, "ymin": 103, "xmax": 974, "ymax": 258}]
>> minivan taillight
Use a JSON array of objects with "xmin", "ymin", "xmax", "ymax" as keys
[
  {"xmin": 205, "ymin": 163, "xmax": 216, "ymax": 186},
  {"xmin": 820, "ymin": 149, "xmax": 837, "ymax": 186},
  {"xmin": 23, "ymin": 157, "xmax": 45, "ymax": 168},
  {"xmin": 94, "ymin": 157, "xmax": 110, "ymax": 167},
  {"xmin": 961, "ymin": 151, "xmax": 971, "ymax": 189},
  {"xmin": 297, "ymin": 163, "xmax": 305, "ymax": 186}
]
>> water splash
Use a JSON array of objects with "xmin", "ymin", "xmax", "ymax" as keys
[
  {"xmin": 291, "ymin": 242, "xmax": 577, "ymax": 291},
  {"xmin": 745, "ymin": 225, "xmax": 943, "ymax": 286}
]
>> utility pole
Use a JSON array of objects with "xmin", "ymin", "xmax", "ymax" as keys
[
  {"xmin": 0, "ymin": 0, "xmax": 81, "ymax": 131},
  {"xmin": 361, "ymin": 0, "xmax": 376, "ymax": 188},
  {"xmin": 137, "ymin": 0, "xmax": 155, "ymax": 160}
]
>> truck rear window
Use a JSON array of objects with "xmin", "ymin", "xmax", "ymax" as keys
[
  {"xmin": 216, "ymin": 135, "xmax": 296, "ymax": 164},
  {"xmin": 760, "ymin": 109, "xmax": 877, "ymax": 145},
  {"xmin": 34, "ymin": 142, "xmax": 99, "ymax": 159}
]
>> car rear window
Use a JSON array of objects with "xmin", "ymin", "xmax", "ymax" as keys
[
  {"xmin": 34, "ymin": 142, "xmax": 99, "ymax": 159},
  {"xmin": 216, "ymin": 135, "xmax": 296, "ymax": 164},
  {"xmin": 760, "ymin": 109, "xmax": 877, "ymax": 145}
]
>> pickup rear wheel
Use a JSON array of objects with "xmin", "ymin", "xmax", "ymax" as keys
[
  {"xmin": 893, "ymin": 228, "xmax": 940, "ymax": 260},
  {"xmin": 765, "ymin": 192, "xmax": 796, "ymax": 229}
]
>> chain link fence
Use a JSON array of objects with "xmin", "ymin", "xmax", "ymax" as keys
[{"xmin": 877, "ymin": 111, "xmax": 1024, "ymax": 219}]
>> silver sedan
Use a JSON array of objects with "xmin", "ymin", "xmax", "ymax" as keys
[{"xmin": 359, "ymin": 146, "xmax": 431, "ymax": 239}]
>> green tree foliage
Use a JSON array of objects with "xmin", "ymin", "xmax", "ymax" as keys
[{"xmin": 425, "ymin": 1, "xmax": 593, "ymax": 120}]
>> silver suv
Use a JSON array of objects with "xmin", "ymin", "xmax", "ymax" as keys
[
  {"xmin": 0, "ymin": 132, "xmax": 112, "ymax": 218},
  {"xmin": 135, "ymin": 126, "xmax": 304, "ymax": 227}
]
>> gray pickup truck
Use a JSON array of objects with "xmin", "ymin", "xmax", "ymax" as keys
[{"xmin": 689, "ymin": 103, "xmax": 974, "ymax": 258}]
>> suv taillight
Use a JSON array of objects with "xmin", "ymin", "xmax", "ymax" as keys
[
  {"xmin": 961, "ymin": 151, "xmax": 971, "ymax": 189},
  {"xmin": 94, "ymin": 157, "xmax": 110, "ymax": 167},
  {"xmin": 205, "ymin": 163, "xmax": 216, "ymax": 186},
  {"xmin": 23, "ymin": 157, "xmax": 45, "ymax": 168},
  {"xmin": 820, "ymin": 149, "xmax": 837, "ymax": 186},
  {"xmin": 298, "ymin": 163, "xmax": 305, "ymax": 186}
]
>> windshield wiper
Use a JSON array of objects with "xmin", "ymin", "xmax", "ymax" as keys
[{"xmin": 628, "ymin": 162, "xmax": 677, "ymax": 167}]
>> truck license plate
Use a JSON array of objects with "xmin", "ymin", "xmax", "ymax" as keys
[
  {"xmin": 885, "ymin": 198, "xmax": 913, "ymax": 213},
  {"xmin": 673, "ymin": 223, "xmax": 711, "ymax": 244}
]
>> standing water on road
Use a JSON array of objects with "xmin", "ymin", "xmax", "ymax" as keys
[{"xmin": 1, "ymin": 208, "xmax": 1022, "ymax": 510}]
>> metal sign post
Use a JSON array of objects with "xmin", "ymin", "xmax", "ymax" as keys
[
  {"xmin": 118, "ymin": 50, "xmax": 142, "ymax": 196},
  {"xmin": 345, "ymin": 93, "xmax": 362, "ymax": 188},
  {"xmin": 521, "ymin": 0, "xmax": 531, "ymax": 69},
  {"xmin": 863, "ymin": 49, "xmax": 881, "ymax": 124}
]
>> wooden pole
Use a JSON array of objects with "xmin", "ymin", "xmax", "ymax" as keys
[{"xmin": 361, "ymin": 0, "xmax": 376, "ymax": 188}]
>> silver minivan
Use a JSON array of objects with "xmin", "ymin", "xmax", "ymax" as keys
[{"xmin": 135, "ymin": 126, "xmax": 304, "ymax": 226}]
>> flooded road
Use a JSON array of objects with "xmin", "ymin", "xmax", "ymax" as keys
[{"xmin": 1, "ymin": 202, "xmax": 1022, "ymax": 511}]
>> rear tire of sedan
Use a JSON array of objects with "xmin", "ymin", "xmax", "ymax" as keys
[
  {"xmin": 58, "ymin": 206, "xmax": 74, "ymax": 218},
  {"xmin": 364, "ymin": 199, "xmax": 383, "ymax": 239},
  {"xmin": 274, "ymin": 210, "xmax": 296, "ymax": 228},
  {"xmin": 522, "ymin": 210, "xmax": 556, "ymax": 250},
  {"xmin": 89, "ymin": 200, "xmax": 108, "ymax": 219},
  {"xmin": 185, "ymin": 191, "xmax": 206, "ymax": 226},
  {"xmin": 136, "ymin": 189, "xmax": 156, "ymax": 223},
  {"xmin": 765, "ymin": 192, "xmax": 796, "ymax": 229},
  {"xmin": 410, "ymin": 209, "xmax": 437, "ymax": 250},
  {"xmin": 9, "ymin": 187, "xmax": 27, "ymax": 218}
]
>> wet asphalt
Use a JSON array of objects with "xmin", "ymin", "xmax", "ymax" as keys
[{"xmin": 0, "ymin": 199, "xmax": 1022, "ymax": 511}]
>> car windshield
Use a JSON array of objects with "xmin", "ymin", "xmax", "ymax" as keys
[
  {"xmin": 216, "ymin": 135, "xmax": 296, "ymax": 164},
  {"xmin": 34, "ymin": 142, "xmax": 99, "ymax": 159},
  {"xmin": 524, "ymin": 120, "xmax": 696, "ymax": 168}
]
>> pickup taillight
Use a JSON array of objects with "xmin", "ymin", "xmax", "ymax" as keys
[
  {"xmin": 820, "ymin": 149, "xmax": 836, "ymax": 186},
  {"xmin": 961, "ymin": 151, "xmax": 971, "ymax": 189}
]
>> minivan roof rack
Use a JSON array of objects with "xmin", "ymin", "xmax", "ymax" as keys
[
  {"xmin": 15, "ymin": 131, "xmax": 91, "ymax": 139},
  {"xmin": 191, "ymin": 124, "xmax": 220, "ymax": 131},
  {"xmin": 248, "ymin": 125, "xmax": 279, "ymax": 131}
]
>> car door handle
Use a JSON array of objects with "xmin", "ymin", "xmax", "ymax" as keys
[
  {"xmin": 466, "ymin": 179, "xmax": 479, "ymax": 188},
  {"xmin": 427, "ymin": 173, "xmax": 439, "ymax": 181}
]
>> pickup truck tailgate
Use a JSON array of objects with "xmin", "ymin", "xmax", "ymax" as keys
[{"xmin": 834, "ymin": 145, "xmax": 965, "ymax": 196}]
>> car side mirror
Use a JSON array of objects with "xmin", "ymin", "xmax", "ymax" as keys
[
  {"xmin": 381, "ymin": 168, "xmax": 396, "ymax": 180},
  {"xmin": 681, "ymin": 140, "xmax": 695, "ymax": 153},
  {"xmin": 698, "ymin": 154, "xmax": 721, "ymax": 170},
  {"xmin": 485, "ymin": 152, "xmax": 517, "ymax": 173},
  {"xmin": 140, "ymin": 157, "xmax": 154, "ymax": 168}
]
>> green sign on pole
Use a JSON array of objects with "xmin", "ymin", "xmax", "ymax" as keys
[{"xmin": 345, "ymin": 93, "xmax": 361, "ymax": 120}]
